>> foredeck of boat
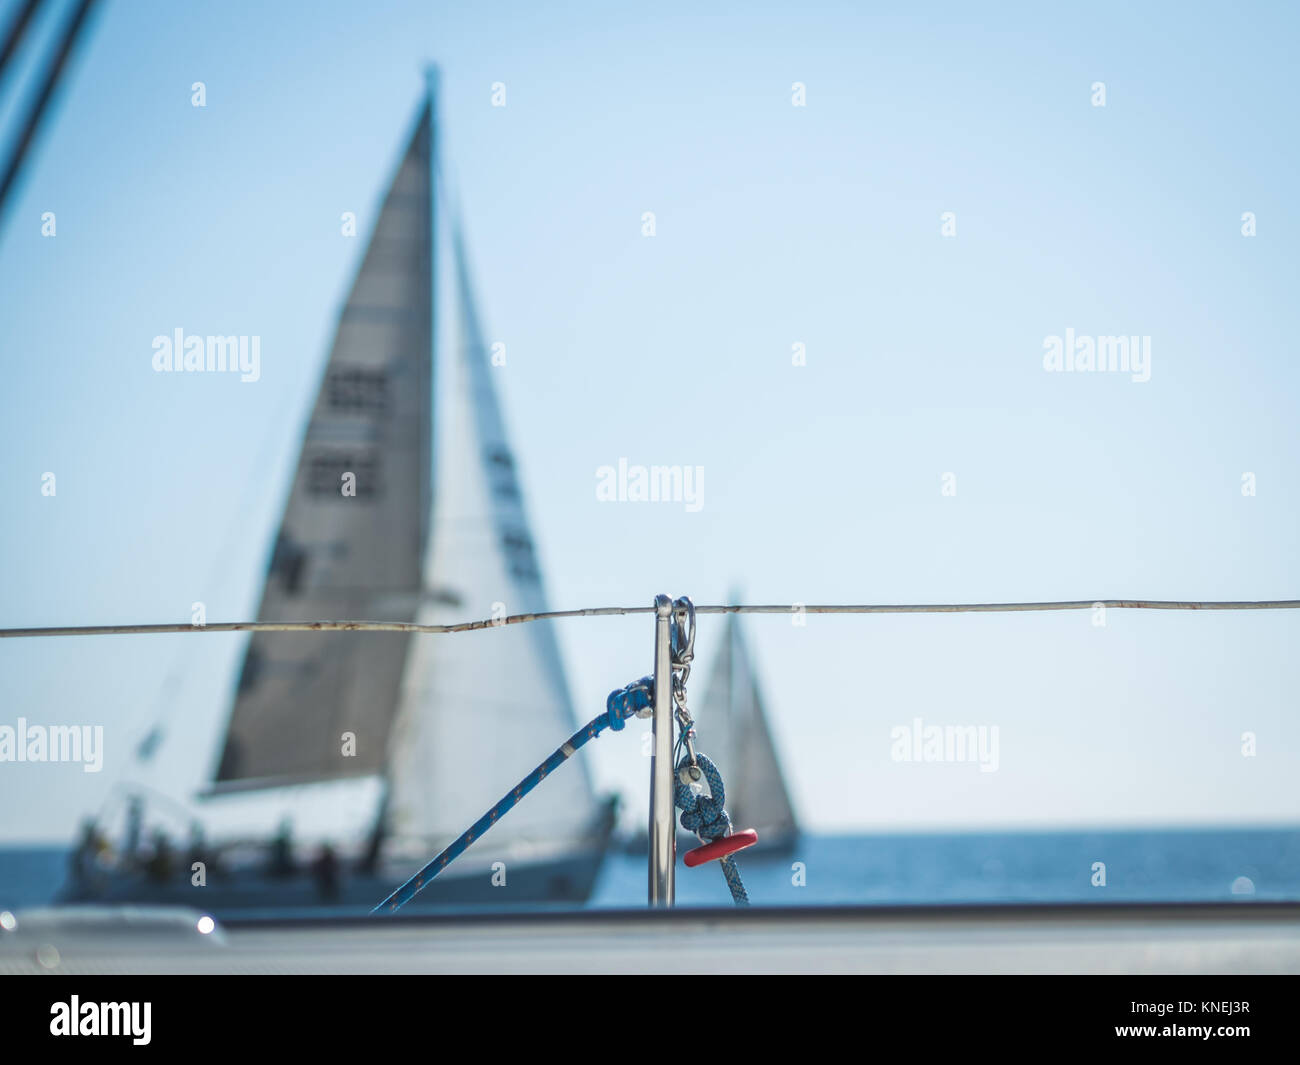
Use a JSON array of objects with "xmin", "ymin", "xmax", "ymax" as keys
[{"xmin": 5, "ymin": 902, "xmax": 1299, "ymax": 974}]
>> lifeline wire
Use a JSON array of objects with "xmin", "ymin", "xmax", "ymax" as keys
[{"xmin": 4, "ymin": 598, "xmax": 1298, "ymax": 639}]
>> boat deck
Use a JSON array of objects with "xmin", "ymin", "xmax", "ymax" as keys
[{"xmin": 3, "ymin": 902, "xmax": 1298, "ymax": 974}]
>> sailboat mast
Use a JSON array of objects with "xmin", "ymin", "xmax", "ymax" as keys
[{"xmin": 423, "ymin": 64, "xmax": 439, "ymax": 550}]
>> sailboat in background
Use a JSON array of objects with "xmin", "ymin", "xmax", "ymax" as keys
[
  {"xmin": 694, "ymin": 609, "xmax": 798, "ymax": 851},
  {"xmin": 63, "ymin": 75, "xmax": 615, "ymax": 914}
]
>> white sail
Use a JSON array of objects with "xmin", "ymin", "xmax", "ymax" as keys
[
  {"xmin": 212, "ymin": 101, "xmax": 434, "ymax": 790},
  {"xmin": 697, "ymin": 611, "xmax": 798, "ymax": 844},
  {"xmin": 384, "ymin": 223, "xmax": 599, "ymax": 853}
]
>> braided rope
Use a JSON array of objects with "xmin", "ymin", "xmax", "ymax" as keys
[
  {"xmin": 674, "ymin": 752, "xmax": 750, "ymax": 905},
  {"xmin": 372, "ymin": 676, "xmax": 653, "ymax": 913}
]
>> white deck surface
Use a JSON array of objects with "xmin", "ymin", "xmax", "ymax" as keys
[{"xmin": 3, "ymin": 903, "xmax": 1299, "ymax": 974}]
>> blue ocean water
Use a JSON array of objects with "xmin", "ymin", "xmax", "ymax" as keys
[
  {"xmin": 5, "ymin": 827, "xmax": 1297, "ymax": 913},
  {"xmin": 588, "ymin": 828, "xmax": 1300, "ymax": 908}
]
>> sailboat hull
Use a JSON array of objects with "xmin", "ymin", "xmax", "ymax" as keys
[{"xmin": 59, "ymin": 844, "xmax": 609, "ymax": 918}]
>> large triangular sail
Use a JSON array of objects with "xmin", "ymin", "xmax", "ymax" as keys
[
  {"xmin": 698, "ymin": 612, "xmax": 798, "ymax": 844},
  {"xmin": 212, "ymin": 102, "xmax": 434, "ymax": 790},
  {"xmin": 384, "ymin": 223, "xmax": 599, "ymax": 850}
]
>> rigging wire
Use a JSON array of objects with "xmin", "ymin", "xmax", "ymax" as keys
[
  {"xmin": 0, "ymin": 0, "xmax": 99, "ymax": 223},
  {"xmin": 2, "ymin": 598, "xmax": 1299, "ymax": 640},
  {"xmin": 0, "ymin": 0, "xmax": 42, "ymax": 87}
]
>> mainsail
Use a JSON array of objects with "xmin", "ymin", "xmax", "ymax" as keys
[
  {"xmin": 212, "ymin": 102, "xmax": 435, "ymax": 789},
  {"xmin": 384, "ymin": 224, "xmax": 599, "ymax": 849},
  {"xmin": 698, "ymin": 611, "xmax": 798, "ymax": 845}
]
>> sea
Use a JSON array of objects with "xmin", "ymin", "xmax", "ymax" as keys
[{"xmin": 3, "ymin": 827, "xmax": 1298, "ymax": 913}]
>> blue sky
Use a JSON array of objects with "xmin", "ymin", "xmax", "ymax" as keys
[{"xmin": 1, "ymin": 0, "xmax": 1298, "ymax": 843}]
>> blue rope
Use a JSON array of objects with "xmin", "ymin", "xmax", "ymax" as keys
[
  {"xmin": 674, "ymin": 752, "xmax": 750, "ymax": 905},
  {"xmin": 373, "ymin": 676, "xmax": 653, "ymax": 913}
]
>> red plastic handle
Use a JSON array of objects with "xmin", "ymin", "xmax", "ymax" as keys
[{"xmin": 683, "ymin": 828, "xmax": 759, "ymax": 868}]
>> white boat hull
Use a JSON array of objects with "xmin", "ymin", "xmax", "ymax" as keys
[{"xmin": 60, "ymin": 843, "xmax": 609, "ymax": 917}]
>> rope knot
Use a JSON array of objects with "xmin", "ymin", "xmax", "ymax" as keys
[
  {"xmin": 605, "ymin": 676, "xmax": 653, "ymax": 731},
  {"xmin": 673, "ymin": 753, "xmax": 731, "ymax": 842},
  {"xmin": 674, "ymin": 752, "xmax": 750, "ymax": 905}
]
